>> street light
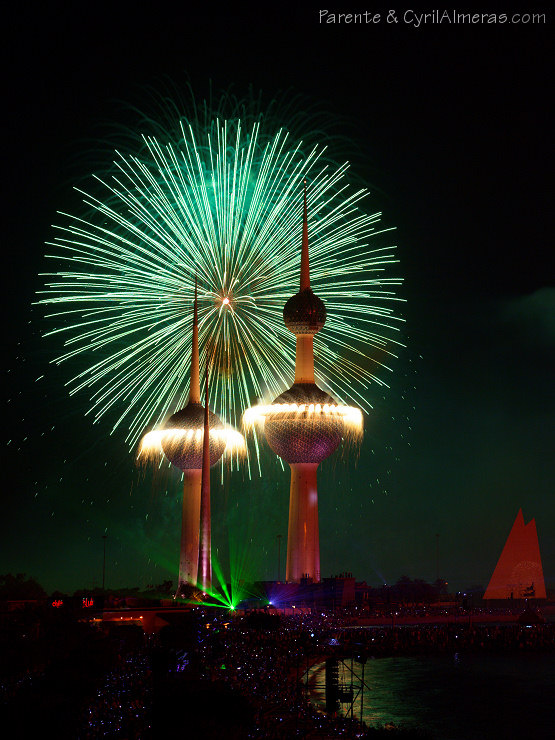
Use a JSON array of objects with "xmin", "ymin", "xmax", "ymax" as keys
[{"xmin": 102, "ymin": 534, "xmax": 107, "ymax": 591}]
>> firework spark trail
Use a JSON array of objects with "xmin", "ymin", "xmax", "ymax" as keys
[{"xmin": 39, "ymin": 113, "xmax": 404, "ymax": 472}]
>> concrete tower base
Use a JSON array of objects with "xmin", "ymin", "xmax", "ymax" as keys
[
  {"xmin": 286, "ymin": 462, "xmax": 320, "ymax": 582},
  {"xmin": 177, "ymin": 469, "xmax": 202, "ymax": 590}
]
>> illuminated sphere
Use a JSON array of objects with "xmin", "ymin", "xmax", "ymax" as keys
[
  {"xmin": 283, "ymin": 288, "xmax": 326, "ymax": 335},
  {"xmin": 264, "ymin": 383, "xmax": 342, "ymax": 464},
  {"xmin": 161, "ymin": 402, "xmax": 226, "ymax": 470}
]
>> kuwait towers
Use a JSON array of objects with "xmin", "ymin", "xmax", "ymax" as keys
[
  {"xmin": 159, "ymin": 282, "xmax": 226, "ymax": 594},
  {"xmin": 251, "ymin": 181, "xmax": 362, "ymax": 583}
]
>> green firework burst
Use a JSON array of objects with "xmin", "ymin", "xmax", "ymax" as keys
[{"xmin": 39, "ymin": 97, "xmax": 405, "ymax": 470}]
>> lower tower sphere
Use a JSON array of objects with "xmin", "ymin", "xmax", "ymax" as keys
[
  {"xmin": 161, "ymin": 402, "xmax": 226, "ymax": 469},
  {"xmin": 264, "ymin": 384, "xmax": 342, "ymax": 464}
]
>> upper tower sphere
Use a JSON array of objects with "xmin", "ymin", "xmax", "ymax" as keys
[
  {"xmin": 161, "ymin": 402, "xmax": 226, "ymax": 470},
  {"xmin": 283, "ymin": 288, "xmax": 326, "ymax": 335}
]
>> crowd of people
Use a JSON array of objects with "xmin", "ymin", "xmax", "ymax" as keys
[
  {"xmin": 196, "ymin": 614, "xmax": 364, "ymax": 738},
  {"xmin": 81, "ymin": 651, "xmax": 152, "ymax": 738}
]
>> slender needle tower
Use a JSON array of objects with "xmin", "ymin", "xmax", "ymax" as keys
[
  {"xmin": 198, "ymin": 366, "xmax": 212, "ymax": 593},
  {"xmin": 161, "ymin": 281, "xmax": 225, "ymax": 593},
  {"xmin": 264, "ymin": 180, "xmax": 343, "ymax": 583}
]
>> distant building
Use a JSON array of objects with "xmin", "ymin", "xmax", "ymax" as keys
[
  {"xmin": 259, "ymin": 573, "xmax": 361, "ymax": 611},
  {"xmin": 321, "ymin": 573, "xmax": 356, "ymax": 609},
  {"xmin": 484, "ymin": 509, "xmax": 546, "ymax": 599}
]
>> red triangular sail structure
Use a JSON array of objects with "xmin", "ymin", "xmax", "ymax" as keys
[{"xmin": 484, "ymin": 509, "xmax": 546, "ymax": 599}]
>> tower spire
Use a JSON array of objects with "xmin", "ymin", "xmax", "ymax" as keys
[
  {"xmin": 198, "ymin": 362, "xmax": 211, "ymax": 592},
  {"xmin": 189, "ymin": 277, "xmax": 200, "ymax": 404},
  {"xmin": 300, "ymin": 178, "xmax": 310, "ymax": 290},
  {"xmin": 283, "ymin": 178, "xmax": 325, "ymax": 384}
]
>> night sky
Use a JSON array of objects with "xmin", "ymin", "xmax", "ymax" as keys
[{"xmin": 2, "ymin": 3, "xmax": 553, "ymax": 595}]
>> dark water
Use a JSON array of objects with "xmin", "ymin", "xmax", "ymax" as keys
[{"xmin": 311, "ymin": 653, "xmax": 555, "ymax": 739}]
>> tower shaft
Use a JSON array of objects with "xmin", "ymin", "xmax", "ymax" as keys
[
  {"xmin": 295, "ymin": 335, "xmax": 315, "ymax": 383},
  {"xmin": 178, "ymin": 469, "xmax": 202, "ymax": 587},
  {"xmin": 286, "ymin": 463, "xmax": 320, "ymax": 582}
]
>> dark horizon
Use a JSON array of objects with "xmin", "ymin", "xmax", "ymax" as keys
[{"xmin": 2, "ymin": 4, "xmax": 553, "ymax": 595}]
